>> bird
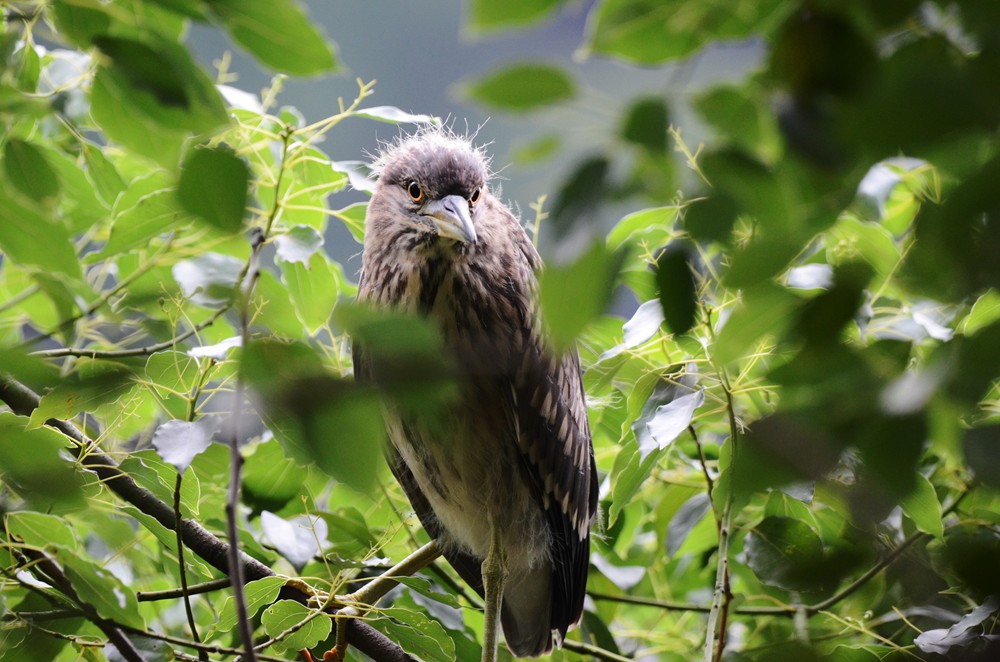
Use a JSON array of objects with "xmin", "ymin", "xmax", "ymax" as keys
[{"xmin": 352, "ymin": 129, "xmax": 598, "ymax": 660}]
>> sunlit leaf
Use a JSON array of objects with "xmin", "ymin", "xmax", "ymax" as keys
[
  {"xmin": 151, "ymin": 418, "xmax": 218, "ymax": 474},
  {"xmin": 261, "ymin": 600, "xmax": 332, "ymax": 651},
  {"xmin": 540, "ymin": 241, "xmax": 624, "ymax": 352},
  {"xmin": 260, "ymin": 511, "xmax": 327, "ymax": 570}
]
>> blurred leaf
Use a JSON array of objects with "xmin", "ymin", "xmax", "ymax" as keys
[
  {"xmin": 177, "ymin": 144, "xmax": 249, "ymax": 233},
  {"xmin": 622, "ymin": 97, "xmax": 668, "ymax": 153},
  {"xmin": 241, "ymin": 339, "xmax": 383, "ymax": 493},
  {"xmin": 744, "ymin": 516, "xmax": 826, "ymax": 592},
  {"xmin": 540, "ymin": 241, "xmax": 624, "ymax": 352},
  {"xmin": 585, "ymin": 0, "xmax": 789, "ymax": 64},
  {"xmin": 0, "ymin": 413, "xmax": 85, "ymax": 509},
  {"xmin": 713, "ymin": 283, "xmax": 797, "ymax": 365},
  {"xmin": 0, "ymin": 185, "xmax": 81, "ymax": 279},
  {"xmin": 3, "ymin": 138, "xmax": 59, "ymax": 204},
  {"xmin": 468, "ymin": 0, "xmax": 565, "ymax": 31},
  {"xmin": 206, "ymin": 0, "xmax": 337, "ymax": 75},
  {"xmin": 261, "ymin": 600, "xmax": 332, "ymax": 651},
  {"xmin": 656, "ymin": 243, "xmax": 697, "ymax": 335},
  {"xmin": 465, "ymin": 63, "xmax": 574, "ymax": 111},
  {"xmin": 151, "ymin": 419, "xmax": 218, "ymax": 474},
  {"xmin": 964, "ymin": 425, "xmax": 1000, "ymax": 490},
  {"xmin": 94, "ymin": 35, "xmax": 228, "ymax": 129},
  {"xmin": 243, "ymin": 439, "xmax": 306, "ymax": 512},
  {"xmin": 551, "ymin": 155, "xmax": 609, "ymax": 230}
]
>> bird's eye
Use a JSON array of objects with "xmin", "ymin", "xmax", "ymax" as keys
[
  {"xmin": 406, "ymin": 181, "xmax": 424, "ymax": 203},
  {"xmin": 469, "ymin": 188, "xmax": 481, "ymax": 206}
]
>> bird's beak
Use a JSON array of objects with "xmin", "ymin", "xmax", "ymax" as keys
[{"xmin": 422, "ymin": 195, "xmax": 477, "ymax": 244}]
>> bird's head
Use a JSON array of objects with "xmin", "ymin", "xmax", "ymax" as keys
[{"xmin": 368, "ymin": 131, "xmax": 491, "ymax": 247}]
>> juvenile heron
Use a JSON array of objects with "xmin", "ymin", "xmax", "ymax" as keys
[{"xmin": 353, "ymin": 130, "xmax": 597, "ymax": 659}]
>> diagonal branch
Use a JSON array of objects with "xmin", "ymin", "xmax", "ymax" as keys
[
  {"xmin": 0, "ymin": 372, "xmax": 409, "ymax": 662},
  {"xmin": 19, "ymin": 547, "xmax": 144, "ymax": 662}
]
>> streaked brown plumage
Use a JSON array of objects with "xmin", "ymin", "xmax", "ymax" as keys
[{"xmin": 353, "ymin": 130, "xmax": 597, "ymax": 658}]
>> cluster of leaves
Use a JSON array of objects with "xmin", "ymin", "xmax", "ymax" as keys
[{"xmin": 0, "ymin": 1, "xmax": 998, "ymax": 662}]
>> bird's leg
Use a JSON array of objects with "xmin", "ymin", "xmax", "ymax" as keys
[{"xmin": 481, "ymin": 523, "xmax": 508, "ymax": 662}]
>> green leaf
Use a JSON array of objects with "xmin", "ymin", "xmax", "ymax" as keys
[
  {"xmin": 540, "ymin": 241, "xmax": 624, "ymax": 352},
  {"xmin": 333, "ymin": 202, "xmax": 367, "ymax": 243},
  {"xmin": 744, "ymin": 516, "xmax": 827, "ymax": 592},
  {"xmin": 280, "ymin": 252, "xmax": 340, "ymax": 335},
  {"xmin": 0, "ymin": 186, "xmax": 81, "ymax": 279},
  {"xmin": 468, "ymin": 0, "xmax": 565, "ymax": 31},
  {"xmin": 177, "ymin": 144, "xmax": 249, "ymax": 232},
  {"xmin": 465, "ymin": 63, "xmax": 574, "ymax": 111},
  {"xmin": 96, "ymin": 188, "xmax": 190, "ymax": 259},
  {"xmin": 372, "ymin": 607, "xmax": 455, "ymax": 662},
  {"xmin": 206, "ymin": 0, "xmax": 337, "ymax": 75},
  {"xmin": 27, "ymin": 361, "xmax": 136, "ymax": 430},
  {"xmin": 214, "ymin": 576, "xmax": 286, "ymax": 633},
  {"xmin": 900, "ymin": 474, "xmax": 943, "ymax": 538},
  {"xmin": 57, "ymin": 549, "xmax": 145, "ymax": 629},
  {"xmin": 90, "ymin": 36, "xmax": 229, "ymax": 165},
  {"xmin": 607, "ymin": 206, "xmax": 679, "ymax": 252},
  {"xmin": 3, "ymin": 138, "xmax": 60, "ymax": 204},
  {"xmin": 260, "ymin": 600, "xmax": 332, "ymax": 651},
  {"xmin": 274, "ymin": 225, "xmax": 323, "ymax": 265},
  {"xmin": 6, "ymin": 512, "xmax": 79, "ymax": 551}
]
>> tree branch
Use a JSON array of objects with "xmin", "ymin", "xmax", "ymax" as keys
[
  {"xmin": 19, "ymin": 548, "xmax": 144, "ymax": 662},
  {"xmin": 0, "ymin": 372, "xmax": 410, "ymax": 662}
]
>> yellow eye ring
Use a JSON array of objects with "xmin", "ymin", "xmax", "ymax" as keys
[
  {"xmin": 470, "ymin": 188, "xmax": 481, "ymax": 205},
  {"xmin": 406, "ymin": 181, "xmax": 424, "ymax": 203}
]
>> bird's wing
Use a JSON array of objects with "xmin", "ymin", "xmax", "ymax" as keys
[{"xmin": 512, "ymin": 336, "xmax": 598, "ymax": 639}]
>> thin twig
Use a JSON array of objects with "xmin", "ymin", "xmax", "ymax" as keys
[
  {"xmin": 137, "ymin": 578, "xmax": 232, "ymax": 602},
  {"xmin": 561, "ymin": 639, "xmax": 633, "ymax": 661},
  {"xmin": 174, "ymin": 472, "xmax": 208, "ymax": 661},
  {"xmin": 225, "ymin": 229, "xmax": 266, "ymax": 662},
  {"xmin": 30, "ymin": 305, "xmax": 231, "ymax": 358}
]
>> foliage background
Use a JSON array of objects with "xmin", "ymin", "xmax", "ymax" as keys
[{"xmin": 1, "ymin": 1, "xmax": 999, "ymax": 661}]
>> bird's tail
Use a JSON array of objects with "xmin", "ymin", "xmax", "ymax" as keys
[{"xmin": 500, "ymin": 564, "xmax": 553, "ymax": 657}]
